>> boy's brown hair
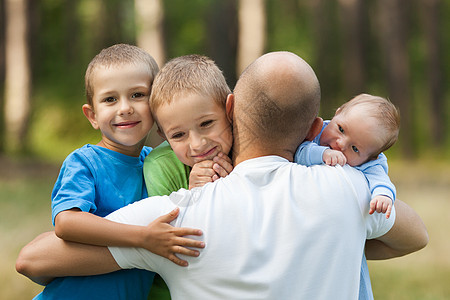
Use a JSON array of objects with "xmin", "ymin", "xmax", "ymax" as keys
[
  {"xmin": 84, "ymin": 44, "xmax": 159, "ymax": 107},
  {"xmin": 336, "ymin": 93, "xmax": 400, "ymax": 158},
  {"xmin": 149, "ymin": 55, "xmax": 231, "ymax": 114}
]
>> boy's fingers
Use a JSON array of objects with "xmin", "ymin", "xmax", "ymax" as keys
[
  {"xmin": 172, "ymin": 246, "xmax": 201, "ymax": 257},
  {"xmin": 213, "ymin": 156, "xmax": 233, "ymax": 173},
  {"xmin": 156, "ymin": 207, "xmax": 180, "ymax": 223},
  {"xmin": 213, "ymin": 163, "xmax": 228, "ymax": 178},
  {"xmin": 168, "ymin": 254, "xmax": 189, "ymax": 267},
  {"xmin": 172, "ymin": 227, "xmax": 203, "ymax": 237},
  {"xmin": 173, "ymin": 237, "xmax": 205, "ymax": 251}
]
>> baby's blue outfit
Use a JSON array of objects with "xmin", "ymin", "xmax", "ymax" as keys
[
  {"xmin": 34, "ymin": 144, "xmax": 155, "ymax": 300},
  {"xmin": 295, "ymin": 120, "xmax": 397, "ymax": 300},
  {"xmin": 295, "ymin": 120, "xmax": 396, "ymax": 201}
]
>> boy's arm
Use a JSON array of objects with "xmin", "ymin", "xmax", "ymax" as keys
[
  {"xmin": 16, "ymin": 207, "xmax": 205, "ymax": 283},
  {"xmin": 16, "ymin": 231, "xmax": 120, "ymax": 285},
  {"xmin": 54, "ymin": 207, "xmax": 204, "ymax": 265},
  {"xmin": 367, "ymin": 199, "xmax": 428, "ymax": 259}
]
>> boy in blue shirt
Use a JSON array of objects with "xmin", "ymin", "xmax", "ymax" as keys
[{"xmin": 30, "ymin": 44, "xmax": 204, "ymax": 299}]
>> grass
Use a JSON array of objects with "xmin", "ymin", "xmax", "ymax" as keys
[{"xmin": 1, "ymin": 158, "xmax": 449, "ymax": 299}]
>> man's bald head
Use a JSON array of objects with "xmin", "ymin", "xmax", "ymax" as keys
[{"xmin": 232, "ymin": 52, "xmax": 321, "ymax": 158}]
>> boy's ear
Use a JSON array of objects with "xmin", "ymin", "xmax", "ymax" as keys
[
  {"xmin": 225, "ymin": 94, "xmax": 234, "ymax": 123},
  {"xmin": 304, "ymin": 117, "xmax": 323, "ymax": 141},
  {"xmin": 82, "ymin": 104, "xmax": 99, "ymax": 130}
]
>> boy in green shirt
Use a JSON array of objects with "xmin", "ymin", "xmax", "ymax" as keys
[{"xmin": 144, "ymin": 54, "xmax": 234, "ymax": 197}]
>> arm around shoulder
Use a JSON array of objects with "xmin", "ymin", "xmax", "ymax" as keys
[{"xmin": 366, "ymin": 199, "xmax": 428, "ymax": 260}]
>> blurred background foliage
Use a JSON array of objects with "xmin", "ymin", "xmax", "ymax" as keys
[
  {"xmin": 1, "ymin": 1, "xmax": 449, "ymax": 299},
  {"xmin": 0, "ymin": 0, "xmax": 448, "ymax": 163}
]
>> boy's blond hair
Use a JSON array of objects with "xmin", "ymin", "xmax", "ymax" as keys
[
  {"xmin": 84, "ymin": 44, "xmax": 159, "ymax": 107},
  {"xmin": 336, "ymin": 93, "xmax": 400, "ymax": 158},
  {"xmin": 149, "ymin": 55, "xmax": 231, "ymax": 113}
]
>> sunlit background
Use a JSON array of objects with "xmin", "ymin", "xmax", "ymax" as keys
[{"xmin": 1, "ymin": 0, "xmax": 449, "ymax": 299}]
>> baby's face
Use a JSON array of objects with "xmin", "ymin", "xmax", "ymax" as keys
[
  {"xmin": 319, "ymin": 106, "xmax": 383, "ymax": 166},
  {"xmin": 155, "ymin": 93, "xmax": 233, "ymax": 167}
]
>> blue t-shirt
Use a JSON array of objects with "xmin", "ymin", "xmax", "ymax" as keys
[{"xmin": 35, "ymin": 144, "xmax": 155, "ymax": 300}]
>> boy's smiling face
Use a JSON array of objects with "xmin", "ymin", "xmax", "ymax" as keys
[
  {"xmin": 155, "ymin": 93, "xmax": 233, "ymax": 167},
  {"xmin": 83, "ymin": 63, "xmax": 154, "ymax": 156}
]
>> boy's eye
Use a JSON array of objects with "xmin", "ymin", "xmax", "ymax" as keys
[
  {"xmin": 104, "ymin": 97, "xmax": 116, "ymax": 103},
  {"xmin": 352, "ymin": 145, "xmax": 359, "ymax": 153},
  {"xmin": 171, "ymin": 132, "xmax": 185, "ymax": 139},
  {"xmin": 338, "ymin": 125, "xmax": 344, "ymax": 133},
  {"xmin": 200, "ymin": 120, "xmax": 214, "ymax": 127},
  {"xmin": 132, "ymin": 92, "xmax": 145, "ymax": 99}
]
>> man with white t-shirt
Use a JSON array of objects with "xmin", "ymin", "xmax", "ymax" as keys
[{"xmin": 17, "ymin": 52, "xmax": 427, "ymax": 299}]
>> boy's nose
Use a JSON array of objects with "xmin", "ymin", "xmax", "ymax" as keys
[
  {"xmin": 118, "ymin": 99, "xmax": 133, "ymax": 115},
  {"xmin": 189, "ymin": 133, "xmax": 205, "ymax": 152}
]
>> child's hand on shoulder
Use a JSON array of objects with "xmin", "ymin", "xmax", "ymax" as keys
[
  {"xmin": 369, "ymin": 195, "xmax": 393, "ymax": 219},
  {"xmin": 323, "ymin": 149, "xmax": 347, "ymax": 166},
  {"xmin": 143, "ymin": 207, "xmax": 205, "ymax": 266},
  {"xmin": 189, "ymin": 153, "xmax": 233, "ymax": 190}
]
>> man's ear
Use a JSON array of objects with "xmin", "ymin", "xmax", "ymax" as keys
[
  {"xmin": 304, "ymin": 117, "xmax": 323, "ymax": 141},
  {"xmin": 225, "ymin": 94, "xmax": 234, "ymax": 123},
  {"xmin": 156, "ymin": 126, "xmax": 167, "ymax": 140},
  {"xmin": 82, "ymin": 104, "xmax": 99, "ymax": 130}
]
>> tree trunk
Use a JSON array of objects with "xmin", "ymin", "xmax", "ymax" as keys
[
  {"xmin": 375, "ymin": 0, "xmax": 413, "ymax": 157},
  {"xmin": 135, "ymin": 0, "xmax": 165, "ymax": 68},
  {"xmin": 420, "ymin": 0, "xmax": 444, "ymax": 147},
  {"xmin": 237, "ymin": 0, "xmax": 266, "ymax": 76},
  {"xmin": 207, "ymin": 0, "xmax": 238, "ymax": 87},
  {"xmin": 135, "ymin": 0, "xmax": 165, "ymax": 147},
  {"xmin": 4, "ymin": 0, "xmax": 31, "ymax": 154},
  {"xmin": 338, "ymin": 0, "xmax": 366, "ymax": 96},
  {"xmin": 308, "ymin": 0, "xmax": 342, "ymax": 118}
]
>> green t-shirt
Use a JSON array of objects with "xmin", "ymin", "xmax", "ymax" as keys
[{"xmin": 143, "ymin": 141, "xmax": 191, "ymax": 196}]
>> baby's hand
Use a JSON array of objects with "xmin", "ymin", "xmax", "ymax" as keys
[
  {"xmin": 189, "ymin": 153, "xmax": 233, "ymax": 189},
  {"xmin": 369, "ymin": 195, "xmax": 393, "ymax": 219},
  {"xmin": 323, "ymin": 149, "xmax": 347, "ymax": 166},
  {"xmin": 143, "ymin": 207, "xmax": 205, "ymax": 266}
]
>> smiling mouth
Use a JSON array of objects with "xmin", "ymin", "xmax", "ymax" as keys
[
  {"xmin": 114, "ymin": 121, "xmax": 140, "ymax": 128},
  {"xmin": 193, "ymin": 146, "xmax": 218, "ymax": 159}
]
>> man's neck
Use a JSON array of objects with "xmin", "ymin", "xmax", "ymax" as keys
[{"xmin": 233, "ymin": 148, "xmax": 294, "ymax": 166}]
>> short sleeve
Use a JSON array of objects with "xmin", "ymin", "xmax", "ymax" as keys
[
  {"xmin": 51, "ymin": 152, "xmax": 97, "ymax": 224},
  {"xmin": 143, "ymin": 141, "xmax": 190, "ymax": 196}
]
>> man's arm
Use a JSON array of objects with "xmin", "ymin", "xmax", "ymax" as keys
[
  {"xmin": 365, "ymin": 199, "xmax": 428, "ymax": 260},
  {"xmin": 16, "ymin": 231, "xmax": 120, "ymax": 285}
]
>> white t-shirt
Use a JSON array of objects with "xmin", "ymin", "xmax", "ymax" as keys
[{"xmin": 107, "ymin": 156, "xmax": 395, "ymax": 300}]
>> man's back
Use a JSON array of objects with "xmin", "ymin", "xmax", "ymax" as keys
[{"xmin": 108, "ymin": 156, "xmax": 394, "ymax": 299}]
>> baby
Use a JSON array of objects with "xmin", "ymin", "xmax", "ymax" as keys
[{"xmin": 295, "ymin": 93, "xmax": 400, "ymax": 218}]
